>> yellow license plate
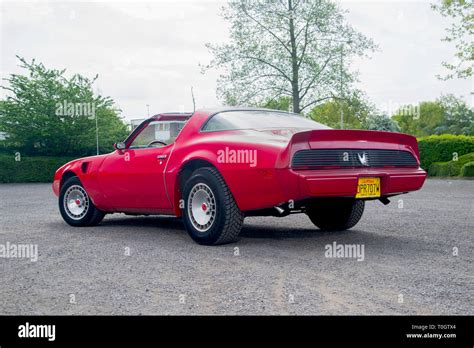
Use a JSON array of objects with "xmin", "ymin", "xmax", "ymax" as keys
[{"xmin": 356, "ymin": 177, "xmax": 381, "ymax": 198}]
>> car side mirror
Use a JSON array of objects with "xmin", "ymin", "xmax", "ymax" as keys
[{"xmin": 114, "ymin": 142, "xmax": 126, "ymax": 150}]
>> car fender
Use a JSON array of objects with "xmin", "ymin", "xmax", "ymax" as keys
[{"xmin": 52, "ymin": 155, "xmax": 111, "ymax": 210}]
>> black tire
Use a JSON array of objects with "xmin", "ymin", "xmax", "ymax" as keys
[
  {"xmin": 306, "ymin": 198, "xmax": 364, "ymax": 231},
  {"xmin": 182, "ymin": 167, "xmax": 244, "ymax": 245},
  {"xmin": 59, "ymin": 176, "xmax": 105, "ymax": 227}
]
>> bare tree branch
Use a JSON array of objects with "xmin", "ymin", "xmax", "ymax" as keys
[
  {"xmin": 299, "ymin": 54, "xmax": 335, "ymax": 100},
  {"xmin": 296, "ymin": 18, "xmax": 311, "ymax": 69},
  {"xmin": 239, "ymin": 85, "xmax": 292, "ymax": 105},
  {"xmin": 300, "ymin": 95, "xmax": 334, "ymax": 111},
  {"xmin": 238, "ymin": 55, "xmax": 293, "ymax": 82},
  {"xmin": 240, "ymin": 5, "xmax": 292, "ymax": 55}
]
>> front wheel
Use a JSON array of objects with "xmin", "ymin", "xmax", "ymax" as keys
[
  {"xmin": 182, "ymin": 167, "xmax": 244, "ymax": 245},
  {"xmin": 59, "ymin": 176, "xmax": 105, "ymax": 226},
  {"xmin": 306, "ymin": 198, "xmax": 365, "ymax": 231}
]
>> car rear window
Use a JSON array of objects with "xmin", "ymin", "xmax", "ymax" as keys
[{"xmin": 201, "ymin": 110, "xmax": 330, "ymax": 132}]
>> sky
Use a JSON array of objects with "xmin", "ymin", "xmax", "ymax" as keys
[{"xmin": 0, "ymin": 0, "xmax": 472, "ymax": 123}]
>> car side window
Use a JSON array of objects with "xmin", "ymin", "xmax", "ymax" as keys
[{"xmin": 129, "ymin": 121, "xmax": 186, "ymax": 149}]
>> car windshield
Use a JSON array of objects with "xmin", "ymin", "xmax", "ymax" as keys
[{"xmin": 202, "ymin": 110, "xmax": 330, "ymax": 132}]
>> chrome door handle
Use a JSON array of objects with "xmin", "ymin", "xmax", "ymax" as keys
[{"xmin": 157, "ymin": 154, "xmax": 167, "ymax": 159}]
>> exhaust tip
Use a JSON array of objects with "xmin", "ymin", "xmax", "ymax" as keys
[{"xmin": 274, "ymin": 206, "xmax": 285, "ymax": 214}]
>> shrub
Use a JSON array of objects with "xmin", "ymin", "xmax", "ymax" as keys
[
  {"xmin": 460, "ymin": 162, "xmax": 474, "ymax": 177},
  {"xmin": 0, "ymin": 154, "xmax": 74, "ymax": 183},
  {"xmin": 417, "ymin": 135, "xmax": 474, "ymax": 170},
  {"xmin": 429, "ymin": 152, "xmax": 474, "ymax": 176}
]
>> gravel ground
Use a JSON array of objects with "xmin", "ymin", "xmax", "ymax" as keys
[{"xmin": 0, "ymin": 179, "xmax": 472, "ymax": 315}]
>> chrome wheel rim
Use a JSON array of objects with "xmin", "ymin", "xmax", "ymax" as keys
[
  {"xmin": 64, "ymin": 185, "xmax": 89, "ymax": 220},
  {"xmin": 188, "ymin": 183, "xmax": 216, "ymax": 233}
]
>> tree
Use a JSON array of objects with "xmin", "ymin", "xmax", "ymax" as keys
[
  {"xmin": 308, "ymin": 91, "xmax": 374, "ymax": 129},
  {"xmin": 203, "ymin": 0, "xmax": 376, "ymax": 114},
  {"xmin": 362, "ymin": 114, "xmax": 400, "ymax": 132},
  {"xmin": 259, "ymin": 96, "xmax": 292, "ymax": 111},
  {"xmin": 395, "ymin": 101, "xmax": 445, "ymax": 137},
  {"xmin": 393, "ymin": 101, "xmax": 445, "ymax": 136},
  {"xmin": 436, "ymin": 94, "xmax": 474, "ymax": 134},
  {"xmin": 0, "ymin": 56, "xmax": 128, "ymax": 156},
  {"xmin": 392, "ymin": 95, "xmax": 473, "ymax": 136},
  {"xmin": 432, "ymin": 0, "xmax": 473, "ymax": 80}
]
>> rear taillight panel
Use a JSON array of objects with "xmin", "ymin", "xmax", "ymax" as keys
[{"xmin": 291, "ymin": 149, "xmax": 419, "ymax": 170}]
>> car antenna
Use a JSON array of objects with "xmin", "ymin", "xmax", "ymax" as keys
[{"xmin": 191, "ymin": 86, "xmax": 196, "ymax": 113}]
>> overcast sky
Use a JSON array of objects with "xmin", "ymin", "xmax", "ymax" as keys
[{"xmin": 1, "ymin": 0, "xmax": 472, "ymax": 122}]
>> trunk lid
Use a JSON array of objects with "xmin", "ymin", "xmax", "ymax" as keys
[{"xmin": 277, "ymin": 129, "xmax": 421, "ymax": 169}]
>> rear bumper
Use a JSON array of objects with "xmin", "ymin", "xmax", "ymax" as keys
[{"xmin": 294, "ymin": 167, "xmax": 427, "ymax": 198}]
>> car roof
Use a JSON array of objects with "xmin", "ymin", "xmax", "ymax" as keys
[
  {"xmin": 152, "ymin": 112, "xmax": 193, "ymax": 119},
  {"xmin": 147, "ymin": 107, "xmax": 299, "ymax": 118},
  {"xmin": 125, "ymin": 107, "xmax": 305, "ymax": 144},
  {"xmin": 197, "ymin": 106, "xmax": 300, "ymax": 116},
  {"xmin": 142, "ymin": 107, "xmax": 301, "ymax": 124}
]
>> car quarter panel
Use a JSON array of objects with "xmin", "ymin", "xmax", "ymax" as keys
[{"xmin": 166, "ymin": 130, "xmax": 291, "ymax": 214}]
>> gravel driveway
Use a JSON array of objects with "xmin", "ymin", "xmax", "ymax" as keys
[{"xmin": 0, "ymin": 179, "xmax": 472, "ymax": 315}]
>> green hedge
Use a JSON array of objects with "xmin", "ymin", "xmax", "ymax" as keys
[
  {"xmin": 460, "ymin": 162, "xmax": 474, "ymax": 177},
  {"xmin": 0, "ymin": 154, "xmax": 74, "ymax": 183},
  {"xmin": 418, "ymin": 135, "xmax": 474, "ymax": 170},
  {"xmin": 428, "ymin": 152, "xmax": 474, "ymax": 176}
]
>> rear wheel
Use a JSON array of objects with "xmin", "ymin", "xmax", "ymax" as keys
[
  {"xmin": 59, "ymin": 176, "xmax": 105, "ymax": 226},
  {"xmin": 306, "ymin": 198, "xmax": 364, "ymax": 231},
  {"xmin": 182, "ymin": 167, "xmax": 243, "ymax": 245}
]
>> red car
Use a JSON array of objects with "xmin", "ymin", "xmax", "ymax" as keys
[{"xmin": 53, "ymin": 108, "xmax": 427, "ymax": 245}]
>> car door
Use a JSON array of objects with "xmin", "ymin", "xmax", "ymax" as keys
[{"xmin": 98, "ymin": 120, "xmax": 176, "ymax": 213}]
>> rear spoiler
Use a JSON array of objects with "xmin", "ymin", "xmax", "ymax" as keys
[{"xmin": 277, "ymin": 129, "xmax": 420, "ymax": 168}]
